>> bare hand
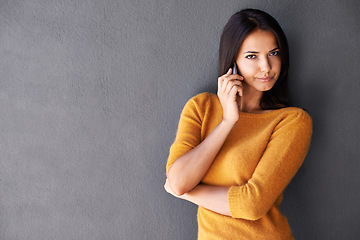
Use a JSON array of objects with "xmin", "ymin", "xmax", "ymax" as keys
[{"xmin": 217, "ymin": 68, "xmax": 243, "ymax": 123}]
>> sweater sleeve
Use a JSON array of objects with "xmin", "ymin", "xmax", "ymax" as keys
[
  {"xmin": 166, "ymin": 93, "xmax": 209, "ymax": 176},
  {"xmin": 228, "ymin": 109, "xmax": 313, "ymax": 220}
]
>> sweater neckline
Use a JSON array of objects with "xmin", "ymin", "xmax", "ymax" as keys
[{"xmin": 238, "ymin": 107, "xmax": 295, "ymax": 118}]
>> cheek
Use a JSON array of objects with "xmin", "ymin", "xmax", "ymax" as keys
[
  {"xmin": 271, "ymin": 58, "xmax": 282, "ymax": 72},
  {"xmin": 237, "ymin": 61, "xmax": 257, "ymax": 77}
]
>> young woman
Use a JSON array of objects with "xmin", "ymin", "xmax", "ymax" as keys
[{"xmin": 164, "ymin": 8, "xmax": 312, "ymax": 239}]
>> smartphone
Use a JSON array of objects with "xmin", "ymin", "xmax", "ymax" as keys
[
  {"xmin": 232, "ymin": 63, "xmax": 238, "ymax": 75},
  {"xmin": 233, "ymin": 63, "xmax": 243, "ymax": 97}
]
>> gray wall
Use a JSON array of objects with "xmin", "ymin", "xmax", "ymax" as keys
[{"xmin": 0, "ymin": 0, "xmax": 359, "ymax": 239}]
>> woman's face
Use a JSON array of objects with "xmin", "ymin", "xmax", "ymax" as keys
[{"xmin": 236, "ymin": 29, "xmax": 281, "ymax": 94}]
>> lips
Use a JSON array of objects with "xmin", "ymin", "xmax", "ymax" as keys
[{"xmin": 257, "ymin": 76, "xmax": 274, "ymax": 82}]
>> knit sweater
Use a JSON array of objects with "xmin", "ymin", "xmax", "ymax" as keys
[{"xmin": 166, "ymin": 92, "xmax": 312, "ymax": 239}]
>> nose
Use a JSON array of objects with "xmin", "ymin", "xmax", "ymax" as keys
[{"xmin": 259, "ymin": 56, "xmax": 271, "ymax": 73}]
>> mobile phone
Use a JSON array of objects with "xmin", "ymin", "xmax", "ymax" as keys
[
  {"xmin": 233, "ymin": 63, "xmax": 243, "ymax": 97},
  {"xmin": 232, "ymin": 63, "xmax": 237, "ymax": 75}
]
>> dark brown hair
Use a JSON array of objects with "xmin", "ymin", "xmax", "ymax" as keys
[{"xmin": 218, "ymin": 8, "xmax": 290, "ymax": 109}]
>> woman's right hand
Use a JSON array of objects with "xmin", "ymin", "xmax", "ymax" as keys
[{"xmin": 217, "ymin": 68, "xmax": 243, "ymax": 124}]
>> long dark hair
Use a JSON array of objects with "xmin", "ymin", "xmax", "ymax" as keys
[{"xmin": 218, "ymin": 8, "xmax": 290, "ymax": 109}]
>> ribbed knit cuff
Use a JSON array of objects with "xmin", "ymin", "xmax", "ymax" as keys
[{"xmin": 228, "ymin": 186, "xmax": 241, "ymax": 218}]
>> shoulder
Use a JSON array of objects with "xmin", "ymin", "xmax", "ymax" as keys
[
  {"xmin": 278, "ymin": 107, "xmax": 312, "ymax": 125},
  {"xmin": 184, "ymin": 92, "xmax": 219, "ymax": 111},
  {"xmin": 181, "ymin": 92, "xmax": 221, "ymax": 122},
  {"xmin": 273, "ymin": 107, "xmax": 313, "ymax": 136},
  {"xmin": 188, "ymin": 92, "xmax": 217, "ymax": 104}
]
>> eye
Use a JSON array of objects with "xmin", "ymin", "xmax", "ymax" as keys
[
  {"xmin": 245, "ymin": 55, "xmax": 257, "ymax": 59},
  {"xmin": 269, "ymin": 51, "xmax": 279, "ymax": 56}
]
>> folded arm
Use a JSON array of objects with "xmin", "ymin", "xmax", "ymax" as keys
[
  {"xmin": 166, "ymin": 109, "xmax": 313, "ymax": 221},
  {"xmin": 167, "ymin": 119, "xmax": 234, "ymax": 196},
  {"xmin": 164, "ymin": 179, "xmax": 231, "ymax": 216}
]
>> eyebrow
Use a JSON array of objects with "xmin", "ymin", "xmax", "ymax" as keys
[{"xmin": 243, "ymin": 47, "xmax": 279, "ymax": 54}]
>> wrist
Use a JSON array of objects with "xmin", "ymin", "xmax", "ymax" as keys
[{"xmin": 221, "ymin": 118, "xmax": 237, "ymax": 128}]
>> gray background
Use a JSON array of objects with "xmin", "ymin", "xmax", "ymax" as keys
[{"xmin": 0, "ymin": 0, "xmax": 359, "ymax": 239}]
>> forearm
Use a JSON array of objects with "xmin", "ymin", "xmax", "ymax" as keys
[
  {"xmin": 181, "ymin": 184, "xmax": 231, "ymax": 217},
  {"xmin": 168, "ymin": 120, "xmax": 235, "ymax": 195}
]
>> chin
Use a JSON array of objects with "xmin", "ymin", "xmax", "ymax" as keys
[
  {"xmin": 263, "ymin": 80, "xmax": 278, "ymax": 91},
  {"xmin": 258, "ymin": 84, "xmax": 275, "ymax": 92}
]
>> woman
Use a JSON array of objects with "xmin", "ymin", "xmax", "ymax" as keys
[{"xmin": 164, "ymin": 8, "xmax": 312, "ymax": 239}]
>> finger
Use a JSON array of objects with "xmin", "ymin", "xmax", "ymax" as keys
[
  {"xmin": 226, "ymin": 82, "xmax": 242, "ymax": 95},
  {"xmin": 218, "ymin": 68, "xmax": 232, "ymax": 89},
  {"xmin": 221, "ymin": 78, "xmax": 231, "ymax": 93},
  {"xmin": 236, "ymin": 81, "xmax": 243, "ymax": 96},
  {"xmin": 224, "ymin": 80, "xmax": 243, "ymax": 94},
  {"xmin": 226, "ymin": 68, "xmax": 232, "ymax": 75},
  {"xmin": 237, "ymin": 83, "xmax": 243, "ymax": 96},
  {"xmin": 229, "ymin": 80, "xmax": 243, "ymax": 85},
  {"xmin": 221, "ymin": 75, "xmax": 239, "ymax": 92},
  {"xmin": 218, "ymin": 77, "xmax": 223, "ymax": 92},
  {"xmin": 221, "ymin": 77, "xmax": 230, "ymax": 92},
  {"xmin": 222, "ymin": 74, "xmax": 243, "ymax": 87},
  {"xmin": 231, "ymin": 74, "xmax": 244, "ymax": 81},
  {"xmin": 229, "ymin": 84, "xmax": 241, "ymax": 97}
]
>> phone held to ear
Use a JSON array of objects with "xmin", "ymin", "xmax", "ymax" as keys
[
  {"xmin": 232, "ymin": 63, "xmax": 237, "ymax": 75},
  {"xmin": 233, "ymin": 62, "xmax": 243, "ymax": 78},
  {"xmin": 233, "ymin": 63, "xmax": 243, "ymax": 97}
]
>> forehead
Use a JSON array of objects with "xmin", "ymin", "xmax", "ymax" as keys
[{"xmin": 239, "ymin": 29, "xmax": 278, "ymax": 52}]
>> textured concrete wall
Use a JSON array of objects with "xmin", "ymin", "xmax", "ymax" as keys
[{"xmin": 0, "ymin": 0, "xmax": 359, "ymax": 239}]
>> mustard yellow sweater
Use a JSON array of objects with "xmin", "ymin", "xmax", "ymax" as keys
[{"xmin": 166, "ymin": 93, "xmax": 312, "ymax": 240}]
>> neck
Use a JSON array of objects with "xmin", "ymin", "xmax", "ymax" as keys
[{"xmin": 237, "ymin": 88, "xmax": 264, "ymax": 113}]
